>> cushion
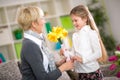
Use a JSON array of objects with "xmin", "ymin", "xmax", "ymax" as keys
[
  {"xmin": 103, "ymin": 77, "xmax": 120, "ymax": 80},
  {"xmin": 0, "ymin": 60, "xmax": 22, "ymax": 80},
  {"xmin": 100, "ymin": 64, "xmax": 116, "ymax": 77}
]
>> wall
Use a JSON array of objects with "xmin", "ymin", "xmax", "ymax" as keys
[{"xmin": 103, "ymin": 0, "xmax": 120, "ymax": 44}]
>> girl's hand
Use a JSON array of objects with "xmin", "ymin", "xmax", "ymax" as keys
[
  {"xmin": 59, "ymin": 48, "xmax": 64, "ymax": 56},
  {"xmin": 72, "ymin": 55, "xmax": 83, "ymax": 63}
]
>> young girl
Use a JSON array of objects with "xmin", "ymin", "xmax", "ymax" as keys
[{"xmin": 70, "ymin": 5, "xmax": 108, "ymax": 80}]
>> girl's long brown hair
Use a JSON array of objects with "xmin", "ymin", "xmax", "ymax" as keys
[{"xmin": 70, "ymin": 5, "xmax": 108, "ymax": 63}]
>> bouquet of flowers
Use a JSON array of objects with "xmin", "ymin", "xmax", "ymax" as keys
[
  {"xmin": 108, "ymin": 44, "xmax": 120, "ymax": 78},
  {"xmin": 47, "ymin": 26, "xmax": 71, "ymax": 61},
  {"xmin": 47, "ymin": 26, "xmax": 68, "ymax": 44}
]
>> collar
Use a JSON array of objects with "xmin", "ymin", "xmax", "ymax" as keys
[
  {"xmin": 77, "ymin": 25, "xmax": 91, "ymax": 33},
  {"xmin": 24, "ymin": 30, "xmax": 44, "ymax": 40},
  {"xmin": 24, "ymin": 30, "xmax": 43, "ymax": 47}
]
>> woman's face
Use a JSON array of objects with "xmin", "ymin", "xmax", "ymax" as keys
[
  {"xmin": 36, "ymin": 17, "xmax": 46, "ymax": 33},
  {"xmin": 32, "ymin": 17, "xmax": 46, "ymax": 34},
  {"xmin": 71, "ymin": 14, "xmax": 87, "ymax": 30},
  {"xmin": 31, "ymin": 8, "xmax": 46, "ymax": 33}
]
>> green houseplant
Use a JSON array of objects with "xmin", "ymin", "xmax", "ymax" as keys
[{"xmin": 13, "ymin": 28, "xmax": 23, "ymax": 40}]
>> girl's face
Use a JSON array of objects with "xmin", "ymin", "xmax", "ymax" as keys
[{"xmin": 71, "ymin": 14, "xmax": 87, "ymax": 30}]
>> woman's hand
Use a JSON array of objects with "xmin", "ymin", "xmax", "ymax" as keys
[
  {"xmin": 72, "ymin": 55, "xmax": 83, "ymax": 63},
  {"xmin": 56, "ymin": 57, "xmax": 67, "ymax": 67},
  {"xmin": 58, "ymin": 60, "xmax": 74, "ymax": 72}
]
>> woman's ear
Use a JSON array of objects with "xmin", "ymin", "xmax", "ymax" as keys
[
  {"xmin": 32, "ymin": 21, "xmax": 37, "ymax": 28},
  {"xmin": 31, "ymin": 21, "xmax": 38, "ymax": 31}
]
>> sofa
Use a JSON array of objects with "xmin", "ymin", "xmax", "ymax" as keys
[
  {"xmin": 100, "ymin": 64, "xmax": 120, "ymax": 80},
  {"xmin": 0, "ymin": 60, "xmax": 120, "ymax": 80},
  {"xmin": 0, "ymin": 60, "xmax": 22, "ymax": 80}
]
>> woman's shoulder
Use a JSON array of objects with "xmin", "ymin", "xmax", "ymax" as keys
[
  {"xmin": 22, "ymin": 38, "xmax": 39, "ymax": 48},
  {"xmin": 21, "ymin": 38, "xmax": 41, "ymax": 56},
  {"xmin": 23, "ymin": 38, "xmax": 36, "ymax": 44}
]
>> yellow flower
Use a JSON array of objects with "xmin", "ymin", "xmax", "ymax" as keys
[
  {"xmin": 52, "ymin": 27, "xmax": 63, "ymax": 38},
  {"xmin": 47, "ymin": 26, "xmax": 68, "ymax": 44},
  {"xmin": 47, "ymin": 32, "xmax": 58, "ymax": 42},
  {"xmin": 61, "ymin": 28, "xmax": 68, "ymax": 39}
]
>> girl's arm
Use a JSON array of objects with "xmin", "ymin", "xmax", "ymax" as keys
[{"xmin": 72, "ymin": 31, "xmax": 102, "ymax": 63}]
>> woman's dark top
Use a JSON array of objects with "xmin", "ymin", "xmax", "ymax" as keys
[{"xmin": 21, "ymin": 38, "xmax": 61, "ymax": 80}]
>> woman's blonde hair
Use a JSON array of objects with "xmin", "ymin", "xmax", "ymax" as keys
[
  {"xmin": 17, "ymin": 6, "xmax": 44, "ymax": 31},
  {"xmin": 70, "ymin": 5, "xmax": 108, "ymax": 63}
]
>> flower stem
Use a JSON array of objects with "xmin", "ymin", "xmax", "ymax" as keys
[{"xmin": 58, "ymin": 38, "xmax": 62, "ymax": 44}]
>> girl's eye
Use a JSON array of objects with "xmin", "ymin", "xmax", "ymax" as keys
[{"xmin": 72, "ymin": 19, "xmax": 77, "ymax": 22}]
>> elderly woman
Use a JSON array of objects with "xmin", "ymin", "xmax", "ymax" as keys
[{"xmin": 17, "ymin": 6, "xmax": 74, "ymax": 80}]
